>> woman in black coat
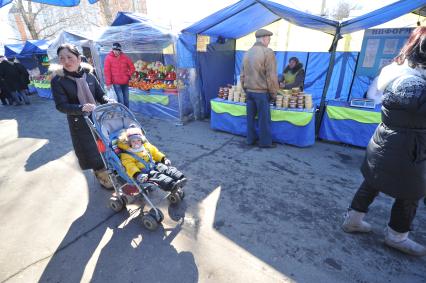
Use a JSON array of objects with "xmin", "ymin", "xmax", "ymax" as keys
[
  {"xmin": 13, "ymin": 59, "xmax": 31, "ymax": 94},
  {"xmin": 50, "ymin": 44, "xmax": 113, "ymax": 189},
  {"xmin": 342, "ymin": 27, "xmax": 426, "ymax": 256},
  {"xmin": 0, "ymin": 56, "xmax": 29, "ymax": 105}
]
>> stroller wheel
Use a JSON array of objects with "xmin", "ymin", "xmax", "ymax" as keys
[
  {"xmin": 142, "ymin": 214, "xmax": 158, "ymax": 231},
  {"xmin": 149, "ymin": 208, "xmax": 164, "ymax": 223},
  {"xmin": 109, "ymin": 196, "xmax": 124, "ymax": 212},
  {"xmin": 167, "ymin": 192, "xmax": 182, "ymax": 205}
]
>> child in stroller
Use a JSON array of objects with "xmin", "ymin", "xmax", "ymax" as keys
[{"xmin": 117, "ymin": 124, "xmax": 187, "ymax": 195}]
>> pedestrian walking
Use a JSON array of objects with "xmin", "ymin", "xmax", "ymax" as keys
[
  {"xmin": 0, "ymin": 55, "xmax": 29, "ymax": 105},
  {"xmin": 0, "ymin": 77, "xmax": 14, "ymax": 106},
  {"xmin": 240, "ymin": 29, "xmax": 279, "ymax": 148},
  {"xmin": 104, "ymin": 42, "xmax": 135, "ymax": 108},
  {"xmin": 50, "ymin": 44, "xmax": 113, "ymax": 189},
  {"xmin": 342, "ymin": 27, "xmax": 426, "ymax": 256},
  {"xmin": 13, "ymin": 58, "xmax": 31, "ymax": 97}
]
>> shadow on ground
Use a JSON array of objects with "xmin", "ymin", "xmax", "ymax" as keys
[{"xmin": 1, "ymin": 96, "xmax": 425, "ymax": 283}]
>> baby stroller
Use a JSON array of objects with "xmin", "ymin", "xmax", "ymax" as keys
[{"xmin": 84, "ymin": 103, "xmax": 185, "ymax": 231}]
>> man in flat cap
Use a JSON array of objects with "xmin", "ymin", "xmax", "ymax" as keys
[{"xmin": 240, "ymin": 29, "xmax": 279, "ymax": 148}]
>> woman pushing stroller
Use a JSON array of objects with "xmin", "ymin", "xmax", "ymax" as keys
[{"xmin": 118, "ymin": 125, "xmax": 187, "ymax": 193}]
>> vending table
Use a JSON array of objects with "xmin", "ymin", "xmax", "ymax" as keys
[
  {"xmin": 210, "ymin": 98, "xmax": 315, "ymax": 147},
  {"xmin": 129, "ymin": 87, "xmax": 180, "ymax": 120},
  {"xmin": 319, "ymin": 100, "xmax": 381, "ymax": 147},
  {"xmin": 32, "ymin": 81, "xmax": 52, "ymax": 99}
]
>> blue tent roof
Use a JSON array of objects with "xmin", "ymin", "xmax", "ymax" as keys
[
  {"xmin": 340, "ymin": 0, "xmax": 426, "ymax": 34},
  {"xmin": 0, "ymin": 0, "xmax": 98, "ymax": 8},
  {"xmin": 4, "ymin": 43, "xmax": 25, "ymax": 57},
  {"xmin": 110, "ymin": 12, "xmax": 150, "ymax": 26},
  {"xmin": 183, "ymin": 0, "xmax": 426, "ymax": 38},
  {"xmin": 20, "ymin": 40, "xmax": 49, "ymax": 57}
]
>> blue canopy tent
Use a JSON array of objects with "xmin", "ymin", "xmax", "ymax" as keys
[
  {"xmin": 0, "ymin": 0, "xmax": 98, "ymax": 8},
  {"xmin": 183, "ymin": 0, "xmax": 426, "ymax": 131},
  {"xmin": 94, "ymin": 12, "xmax": 200, "ymax": 122},
  {"xmin": 19, "ymin": 40, "xmax": 49, "ymax": 56},
  {"xmin": 3, "ymin": 40, "xmax": 50, "ymax": 72},
  {"xmin": 12, "ymin": 40, "xmax": 50, "ymax": 73},
  {"xmin": 4, "ymin": 43, "xmax": 25, "ymax": 58}
]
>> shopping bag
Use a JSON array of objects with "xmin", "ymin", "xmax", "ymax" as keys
[{"xmin": 106, "ymin": 87, "xmax": 117, "ymax": 102}]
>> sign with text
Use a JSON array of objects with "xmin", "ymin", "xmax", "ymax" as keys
[{"xmin": 356, "ymin": 28, "xmax": 413, "ymax": 78}]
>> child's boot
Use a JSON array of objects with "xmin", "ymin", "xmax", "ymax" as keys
[
  {"xmin": 342, "ymin": 209, "xmax": 372, "ymax": 233},
  {"xmin": 384, "ymin": 226, "xmax": 426, "ymax": 256},
  {"xmin": 171, "ymin": 178, "xmax": 187, "ymax": 191}
]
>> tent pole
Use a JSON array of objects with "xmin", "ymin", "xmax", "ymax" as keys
[
  {"xmin": 346, "ymin": 52, "xmax": 361, "ymax": 102},
  {"xmin": 315, "ymin": 24, "xmax": 342, "ymax": 135}
]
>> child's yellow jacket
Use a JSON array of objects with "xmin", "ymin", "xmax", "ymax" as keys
[{"xmin": 118, "ymin": 141, "xmax": 165, "ymax": 177}]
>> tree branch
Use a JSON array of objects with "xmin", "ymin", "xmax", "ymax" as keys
[{"xmin": 36, "ymin": 15, "xmax": 78, "ymax": 34}]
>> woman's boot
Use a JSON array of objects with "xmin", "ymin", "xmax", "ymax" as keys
[
  {"xmin": 384, "ymin": 226, "xmax": 426, "ymax": 256},
  {"xmin": 94, "ymin": 169, "xmax": 114, "ymax": 190},
  {"xmin": 342, "ymin": 210, "xmax": 372, "ymax": 233}
]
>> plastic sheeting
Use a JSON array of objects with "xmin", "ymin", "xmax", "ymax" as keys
[
  {"xmin": 47, "ymin": 30, "xmax": 101, "ymax": 61},
  {"xmin": 93, "ymin": 12, "xmax": 201, "ymax": 122},
  {"xmin": 97, "ymin": 17, "xmax": 176, "ymax": 54}
]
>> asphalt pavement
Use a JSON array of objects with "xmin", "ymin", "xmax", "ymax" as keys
[{"xmin": 0, "ymin": 95, "xmax": 425, "ymax": 283}]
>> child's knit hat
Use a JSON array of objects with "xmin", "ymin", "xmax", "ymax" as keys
[{"xmin": 126, "ymin": 125, "xmax": 144, "ymax": 142}]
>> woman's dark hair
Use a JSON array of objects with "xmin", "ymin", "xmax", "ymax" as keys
[
  {"xmin": 284, "ymin": 57, "xmax": 303, "ymax": 73},
  {"xmin": 57, "ymin": 44, "xmax": 80, "ymax": 57},
  {"xmin": 289, "ymin": 57, "xmax": 299, "ymax": 64},
  {"xmin": 395, "ymin": 27, "xmax": 426, "ymax": 68}
]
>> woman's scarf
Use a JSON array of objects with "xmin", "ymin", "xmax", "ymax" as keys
[{"xmin": 66, "ymin": 71, "xmax": 96, "ymax": 105}]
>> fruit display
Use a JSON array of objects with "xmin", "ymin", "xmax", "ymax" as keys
[
  {"xmin": 129, "ymin": 60, "xmax": 177, "ymax": 93},
  {"xmin": 31, "ymin": 74, "xmax": 51, "ymax": 84}
]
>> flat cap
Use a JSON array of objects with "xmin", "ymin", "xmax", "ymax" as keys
[{"xmin": 255, "ymin": 29, "xmax": 273, "ymax": 38}]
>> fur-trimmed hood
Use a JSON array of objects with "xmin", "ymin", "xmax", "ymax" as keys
[
  {"xmin": 49, "ymin": 62, "xmax": 94, "ymax": 78},
  {"xmin": 377, "ymin": 61, "xmax": 426, "ymax": 92}
]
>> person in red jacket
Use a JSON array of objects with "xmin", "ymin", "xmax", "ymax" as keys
[{"xmin": 104, "ymin": 42, "xmax": 135, "ymax": 108}]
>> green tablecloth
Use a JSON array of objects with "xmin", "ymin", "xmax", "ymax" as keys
[
  {"xmin": 326, "ymin": 105, "xmax": 381, "ymax": 124},
  {"xmin": 211, "ymin": 99, "xmax": 314, "ymax": 126}
]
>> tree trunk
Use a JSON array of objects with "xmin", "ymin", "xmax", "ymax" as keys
[
  {"xmin": 16, "ymin": 0, "xmax": 39, "ymax": 39},
  {"xmin": 99, "ymin": 0, "xmax": 113, "ymax": 25}
]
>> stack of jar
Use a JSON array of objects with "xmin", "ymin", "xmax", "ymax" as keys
[
  {"xmin": 228, "ymin": 85, "xmax": 246, "ymax": 103},
  {"xmin": 218, "ymin": 87, "xmax": 230, "ymax": 99},
  {"xmin": 304, "ymin": 94, "xmax": 313, "ymax": 109},
  {"xmin": 276, "ymin": 88, "xmax": 313, "ymax": 109},
  {"xmin": 275, "ymin": 95, "xmax": 283, "ymax": 107}
]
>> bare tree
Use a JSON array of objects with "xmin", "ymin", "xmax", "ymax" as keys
[
  {"xmin": 98, "ymin": 0, "xmax": 113, "ymax": 25},
  {"xmin": 15, "ymin": 0, "xmax": 44, "ymax": 39},
  {"xmin": 329, "ymin": 0, "xmax": 359, "ymax": 21},
  {"xmin": 14, "ymin": 0, "xmax": 83, "ymax": 40}
]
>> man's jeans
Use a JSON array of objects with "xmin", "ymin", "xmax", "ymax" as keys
[
  {"xmin": 246, "ymin": 91, "xmax": 272, "ymax": 146},
  {"xmin": 113, "ymin": 84, "xmax": 130, "ymax": 108}
]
